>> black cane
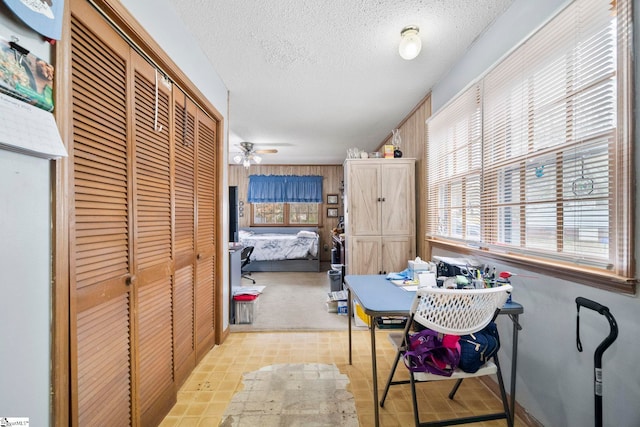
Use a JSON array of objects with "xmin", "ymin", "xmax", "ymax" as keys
[{"xmin": 576, "ymin": 297, "xmax": 619, "ymax": 427}]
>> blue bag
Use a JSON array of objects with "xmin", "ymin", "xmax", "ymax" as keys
[{"xmin": 458, "ymin": 321, "xmax": 500, "ymax": 373}]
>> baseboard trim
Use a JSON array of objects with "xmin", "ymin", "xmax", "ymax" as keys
[{"xmin": 478, "ymin": 376, "xmax": 544, "ymax": 427}]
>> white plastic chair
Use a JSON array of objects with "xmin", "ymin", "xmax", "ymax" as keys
[{"xmin": 380, "ymin": 285, "xmax": 513, "ymax": 427}]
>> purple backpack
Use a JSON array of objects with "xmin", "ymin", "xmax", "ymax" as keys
[{"xmin": 403, "ymin": 329, "xmax": 461, "ymax": 376}]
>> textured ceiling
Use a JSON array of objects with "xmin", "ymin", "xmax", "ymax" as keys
[{"xmin": 166, "ymin": 0, "xmax": 514, "ymax": 165}]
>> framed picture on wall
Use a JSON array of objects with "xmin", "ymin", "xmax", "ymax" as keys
[
  {"xmin": 327, "ymin": 194, "xmax": 339, "ymax": 204},
  {"xmin": 327, "ymin": 207, "xmax": 338, "ymax": 217}
]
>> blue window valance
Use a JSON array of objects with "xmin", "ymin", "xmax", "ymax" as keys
[{"xmin": 248, "ymin": 175, "xmax": 323, "ymax": 203}]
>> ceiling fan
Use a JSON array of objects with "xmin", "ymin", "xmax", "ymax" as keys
[{"xmin": 233, "ymin": 142, "xmax": 278, "ymax": 168}]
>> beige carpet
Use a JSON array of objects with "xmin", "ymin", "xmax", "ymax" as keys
[
  {"xmin": 219, "ymin": 363, "xmax": 358, "ymax": 427},
  {"xmin": 230, "ymin": 268, "xmax": 349, "ymax": 332}
]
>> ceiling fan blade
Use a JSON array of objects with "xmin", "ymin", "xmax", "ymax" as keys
[{"xmin": 254, "ymin": 149, "xmax": 278, "ymax": 154}]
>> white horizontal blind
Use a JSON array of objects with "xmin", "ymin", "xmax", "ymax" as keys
[
  {"xmin": 427, "ymin": 0, "xmax": 632, "ymax": 277},
  {"xmin": 427, "ymin": 84, "xmax": 482, "ymax": 241}
]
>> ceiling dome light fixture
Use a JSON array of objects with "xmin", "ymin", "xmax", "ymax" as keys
[{"xmin": 399, "ymin": 25, "xmax": 421, "ymax": 60}]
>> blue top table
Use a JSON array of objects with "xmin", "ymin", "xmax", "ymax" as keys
[{"xmin": 344, "ymin": 274, "xmax": 523, "ymax": 427}]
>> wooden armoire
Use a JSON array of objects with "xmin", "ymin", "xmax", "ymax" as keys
[
  {"xmin": 66, "ymin": 0, "xmax": 222, "ymax": 425},
  {"xmin": 343, "ymin": 158, "xmax": 416, "ymax": 275}
]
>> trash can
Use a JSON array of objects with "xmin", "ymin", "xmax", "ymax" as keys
[
  {"xmin": 328, "ymin": 269, "xmax": 342, "ymax": 292},
  {"xmin": 233, "ymin": 294, "xmax": 259, "ymax": 324}
]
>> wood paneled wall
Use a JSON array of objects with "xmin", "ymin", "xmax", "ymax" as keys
[
  {"xmin": 228, "ymin": 94, "xmax": 431, "ymax": 263},
  {"xmin": 229, "ymin": 164, "xmax": 344, "ymax": 262},
  {"xmin": 377, "ymin": 95, "xmax": 431, "ymax": 258}
]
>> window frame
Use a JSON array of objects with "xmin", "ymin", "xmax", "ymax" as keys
[
  {"xmin": 250, "ymin": 202, "xmax": 321, "ymax": 227},
  {"xmin": 425, "ymin": 0, "xmax": 635, "ymax": 294}
]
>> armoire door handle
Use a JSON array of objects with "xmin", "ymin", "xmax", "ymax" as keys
[{"xmin": 126, "ymin": 275, "xmax": 137, "ymax": 286}]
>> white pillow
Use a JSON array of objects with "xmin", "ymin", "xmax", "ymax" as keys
[
  {"xmin": 239, "ymin": 230, "xmax": 253, "ymax": 239},
  {"xmin": 297, "ymin": 230, "xmax": 317, "ymax": 238}
]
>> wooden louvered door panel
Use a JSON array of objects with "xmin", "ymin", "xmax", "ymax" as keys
[
  {"xmin": 131, "ymin": 53, "xmax": 176, "ymax": 426},
  {"xmin": 69, "ymin": 1, "xmax": 222, "ymax": 424},
  {"xmin": 69, "ymin": 2, "xmax": 133, "ymax": 425},
  {"xmin": 195, "ymin": 110, "xmax": 217, "ymax": 361},
  {"xmin": 173, "ymin": 89, "xmax": 197, "ymax": 385}
]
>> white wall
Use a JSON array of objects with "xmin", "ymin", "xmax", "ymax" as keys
[
  {"xmin": 0, "ymin": 151, "xmax": 52, "ymax": 426},
  {"xmin": 118, "ymin": 0, "xmax": 228, "ymax": 114},
  {"xmin": 0, "ymin": 5, "xmax": 56, "ymax": 424},
  {"xmin": 0, "ymin": 152, "xmax": 52, "ymax": 426},
  {"xmin": 431, "ymin": 1, "xmax": 640, "ymax": 426},
  {"xmin": 119, "ymin": 0, "xmax": 232, "ymax": 330}
]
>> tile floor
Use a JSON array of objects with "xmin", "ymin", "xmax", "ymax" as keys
[{"xmin": 160, "ymin": 330, "xmax": 526, "ymax": 427}]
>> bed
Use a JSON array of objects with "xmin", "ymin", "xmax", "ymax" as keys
[{"xmin": 238, "ymin": 227, "xmax": 320, "ymax": 272}]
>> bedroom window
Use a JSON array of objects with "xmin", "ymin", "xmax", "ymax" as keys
[
  {"xmin": 252, "ymin": 203, "xmax": 319, "ymax": 226},
  {"xmin": 248, "ymin": 174, "xmax": 323, "ymax": 226},
  {"xmin": 426, "ymin": 0, "xmax": 633, "ymax": 293}
]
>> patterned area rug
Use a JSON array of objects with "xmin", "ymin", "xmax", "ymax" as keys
[{"xmin": 219, "ymin": 363, "xmax": 358, "ymax": 426}]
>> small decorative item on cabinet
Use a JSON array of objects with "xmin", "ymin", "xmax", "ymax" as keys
[
  {"xmin": 384, "ymin": 145, "xmax": 394, "ymax": 158},
  {"xmin": 347, "ymin": 147, "xmax": 362, "ymax": 159},
  {"xmin": 392, "ymin": 128, "xmax": 403, "ymax": 158}
]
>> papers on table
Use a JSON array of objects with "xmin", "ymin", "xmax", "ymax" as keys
[{"xmin": 391, "ymin": 279, "xmax": 419, "ymax": 292}]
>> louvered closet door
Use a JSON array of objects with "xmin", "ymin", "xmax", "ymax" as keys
[
  {"xmin": 131, "ymin": 53, "xmax": 176, "ymax": 426},
  {"xmin": 195, "ymin": 111, "xmax": 217, "ymax": 360},
  {"xmin": 172, "ymin": 89, "xmax": 197, "ymax": 385},
  {"xmin": 70, "ymin": 2, "xmax": 133, "ymax": 424}
]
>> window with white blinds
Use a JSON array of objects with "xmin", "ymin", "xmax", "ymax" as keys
[
  {"xmin": 426, "ymin": 0, "xmax": 633, "ymax": 286},
  {"xmin": 427, "ymin": 84, "xmax": 482, "ymax": 241}
]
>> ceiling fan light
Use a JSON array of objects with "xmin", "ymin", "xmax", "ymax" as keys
[
  {"xmin": 233, "ymin": 141, "xmax": 275, "ymax": 168},
  {"xmin": 399, "ymin": 25, "xmax": 421, "ymax": 60}
]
